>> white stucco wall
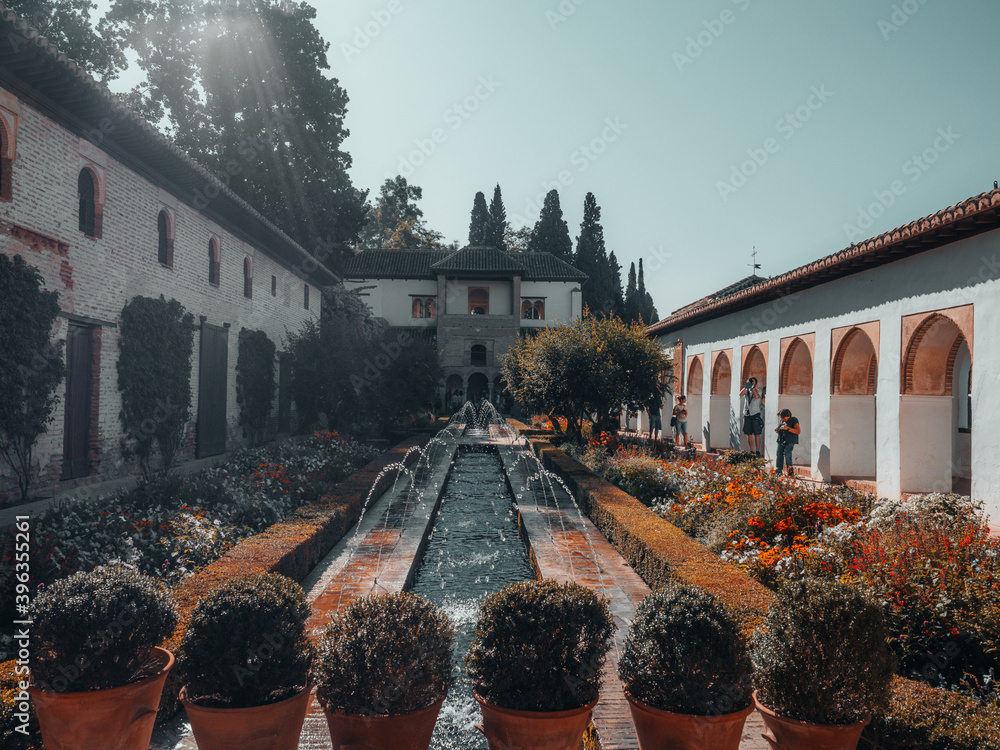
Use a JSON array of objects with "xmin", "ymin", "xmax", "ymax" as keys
[
  {"xmin": 520, "ymin": 281, "xmax": 579, "ymax": 324},
  {"xmin": 343, "ymin": 278, "xmax": 438, "ymax": 326},
  {"xmin": 654, "ymin": 227, "xmax": 1000, "ymax": 521}
]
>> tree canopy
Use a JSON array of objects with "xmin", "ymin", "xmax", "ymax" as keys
[
  {"xmin": 468, "ymin": 191, "xmax": 489, "ymax": 246},
  {"xmin": 573, "ymin": 192, "xmax": 623, "ymax": 317},
  {"xmin": 485, "ymin": 184, "xmax": 507, "ymax": 250},
  {"xmin": 527, "ymin": 189, "xmax": 572, "ymax": 260},
  {"xmin": 358, "ymin": 175, "xmax": 446, "ymax": 250},
  {"xmin": 501, "ymin": 314, "xmax": 670, "ymax": 441}
]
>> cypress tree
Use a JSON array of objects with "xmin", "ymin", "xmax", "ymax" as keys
[
  {"xmin": 637, "ymin": 259, "xmax": 659, "ymax": 324},
  {"xmin": 575, "ymin": 193, "xmax": 604, "ymax": 312},
  {"xmin": 485, "ymin": 184, "xmax": 508, "ymax": 250},
  {"xmin": 607, "ymin": 251, "xmax": 624, "ymax": 317},
  {"xmin": 469, "ymin": 191, "xmax": 489, "ymax": 245},
  {"xmin": 624, "ymin": 262, "xmax": 641, "ymax": 324},
  {"xmin": 527, "ymin": 189, "xmax": 572, "ymax": 260}
]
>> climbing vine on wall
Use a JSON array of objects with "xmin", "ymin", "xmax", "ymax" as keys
[
  {"xmin": 236, "ymin": 328, "xmax": 276, "ymax": 446},
  {"xmin": 117, "ymin": 295, "xmax": 194, "ymax": 480}
]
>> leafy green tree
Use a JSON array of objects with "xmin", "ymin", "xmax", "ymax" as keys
[
  {"xmin": 505, "ymin": 225, "xmax": 532, "ymax": 253},
  {"xmin": 0, "ymin": 255, "xmax": 66, "ymax": 502},
  {"xmin": 357, "ymin": 330, "xmax": 441, "ymax": 431},
  {"xmin": 623, "ymin": 262, "xmax": 642, "ymax": 324},
  {"xmin": 359, "ymin": 176, "xmax": 444, "ymax": 249},
  {"xmin": 117, "ymin": 295, "xmax": 195, "ymax": 480},
  {"xmin": 501, "ymin": 314, "xmax": 670, "ymax": 441},
  {"xmin": 527, "ymin": 189, "xmax": 572, "ymax": 260},
  {"xmin": 5, "ymin": 0, "xmax": 126, "ymax": 81},
  {"xmin": 105, "ymin": 0, "xmax": 367, "ymax": 263},
  {"xmin": 468, "ymin": 191, "xmax": 489, "ymax": 246},
  {"xmin": 485, "ymin": 184, "xmax": 507, "ymax": 250},
  {"xmin": 236, "ymin": 328, "xmax": 276, "ymax": 446}
]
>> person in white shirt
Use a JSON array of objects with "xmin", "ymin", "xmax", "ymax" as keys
[{"xmin": 740, "ymin": 377, "xmax": 764, "ymax": 456}]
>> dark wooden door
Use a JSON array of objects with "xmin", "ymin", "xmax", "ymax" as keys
[
  {"xmin": 61, "ymin": 323, "xmax": 93, "ymax": 479},
  {"xmin": 197, "ymin": 324, "xmax": 228, "ymax": 457},
  {"xmin": 277, "ymin": 353, "xmax": 292, "ymax": 433}
]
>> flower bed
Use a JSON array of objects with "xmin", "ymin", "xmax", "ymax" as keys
[
  {"xmin": 0, "ymin": 431, "xmax": 379, "ymax": 660},
  {"xmin": 509, "ymin": 422, "xmax": 1000, "ymax": 750}
]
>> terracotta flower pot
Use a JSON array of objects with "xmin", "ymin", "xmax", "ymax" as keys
[
  {"xmin": 321, "ymin": 696, "xmax": 444, "ymax": 750},
  {"xmin": 180, "ymin": 685, "xmax": 311, "ymax": 750},
  {"xmin": 29, "ymin": 646, "xmax": 173, "ymax": 750},
  {"xmin": 474, "ymin": 691, "xmax": 598, "ymax": 750},
  {"xmin": 625, "ymin": 689, "xmax": 754, "ymax": 750},
  {"xmin": 753, "ymin": 692, "xmax": 870, "ymax": 750}
]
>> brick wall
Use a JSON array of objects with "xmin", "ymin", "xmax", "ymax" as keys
[{"xmin": 0, "ymin": 86, "xmax": 320, "ymax": 503}]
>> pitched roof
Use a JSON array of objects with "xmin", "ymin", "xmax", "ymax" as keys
[
  {"xmin": 669, "ymin": 275, "xmax": 765, "ymax": 317},
  {"xmin": 647, "ymin": 187, "xmax": 1000, "ymax": 338},
  {"xmin": 431, "ymin": 245, "xmax": 527, "ymax": 274},
  {"xmin": 0, "ymin": 4, "xmax": 339, "ymax": 286},
  {"xmin": 343, "ymin": 247, "xmax": 587, "ymax": 282}
]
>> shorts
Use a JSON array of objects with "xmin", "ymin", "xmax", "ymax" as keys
[
  {"xmin": 742, "ymin": 413, "xmax": 763, "ymax": 435},
  {"xmin": 649, "ymin": 414, "xmax": 662, "ymax": 430},
  {"xmin": 674, "ymin": 420, "xmax": 687, "ymax": 435}
]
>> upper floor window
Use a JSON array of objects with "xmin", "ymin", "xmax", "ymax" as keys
[
  {"xmin": 157, "ymin": 210, "xmax": 173, "ymax": 267},
  {"xmin": 78, "ymin": 168, "xmax": 97, "ymax": 237},
  {"xmin": 271, "ymin": 275, "xmax": 277, "ymax": 296},
  {"xmin": 0, "ymin": 120, "xmax": 12, "ymax": 202},
  {"xmin": 469, "ymin": 287, "xmax": 489, "ymax": 315},
  {"xmin": 243, "ymin": 257, "xmax": 253, "ymax": 299},
  {"xmin": 471, "ymin": 344, "xmax": 487, "ymax": 367},
  {"xmin": 304, "ymin": 284, "xmax": 310, "ymax": 310},
  {"xmin": 521, "ymin": 299, "xmax": 544, "ymax": 320},
  {"xmin": 208, "ymin": 239, "xmax": 220, "ymax": 286},
  {"xmin": 412, "ymin": 297, "xmax": 436, "ymax": 319}
]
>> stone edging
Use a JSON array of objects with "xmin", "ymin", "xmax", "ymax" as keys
[{"xmin": 506, "ymin": 421, "xmax": 1000, "ymax": 750}]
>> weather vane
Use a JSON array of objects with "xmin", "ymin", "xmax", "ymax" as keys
[{"xmin": 750, "ymin": 246, "xmax": 761, "ymax": 275}]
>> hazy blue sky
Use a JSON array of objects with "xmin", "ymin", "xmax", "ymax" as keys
[{"xmin": 109, "ymin": 0, "xmax": 1000, "ymax": 317}]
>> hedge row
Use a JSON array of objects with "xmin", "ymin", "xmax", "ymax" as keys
[
  {"xmin": 509, "ymin": 422, "xmax": 1000, "ymax": 750},
  {"xmin": 1, "ymin": 435, "xmax": 427, "ymax": 743}
]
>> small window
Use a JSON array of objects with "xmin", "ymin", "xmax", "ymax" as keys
[
  {"xmin": 412, "ymin": 298, "xmax": 425, "ymax": 319},
  {"xmin": 411, "ymin": 297, "xmax": 437, "ymax": 319},
  {"xmin": 208, "ymin": 239, "xmax": 220, "ymax": 286},
  {"xmin": 157, "ymin": 210, "xmax": 173, "ymax": 267},
  {"xmin": 469, "ymin": 287, "xmax": 489, "ymax": 315},
  {"xmin": 78, "ymin": 169, "xmax": 97, "ymax": 237},
  {"xmin": 243, "ymin": 258, "xmax": 253, "ymax": 298},
  {"xmin": 521, "ymin": 299, "xmax": 544, "ymax": 320},
  {"xmin": 471, "ymin": 344, "xmax": 487, "ymax": 367},
  {"xmin": 426, "ymin": 298, "xmax": 436, "ymax": 318},
  {"xmin": 304, "ymin": 284, "xmax": 309, "ymax": 310},
  {"xmin": 271, "ymin": 275, "xmax": 277, "ymax": 296},
  {"xmin": 0, "ymin": 121, "xmax": 12, "ymax": 202}
]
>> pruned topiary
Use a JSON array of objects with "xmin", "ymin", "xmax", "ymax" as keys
[
  {"xmin": 29, "ymin": 566, "xmax": 178, "ymax": 692},
  {"xmin": 314, "ymin": 592, "xmax": 454, "ymax": 717},
  {"xmin": 619, "ymin": 584, "xmax": 752, "ymax": 715},
  {"xmin": 178, "ymin": 573, "xmax": 312, "ymax": 708},
  {"xmin": 465, "ymin": 579, "xmax": 614, "ymax": 712},
  {"xmin": 752, "ymin": 578, "xmax": 893, "ymax": 725}
]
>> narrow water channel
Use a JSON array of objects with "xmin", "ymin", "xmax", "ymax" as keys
[{"xmin": 408, "ymin": 447, "xmax": 535, "ymax": 750}]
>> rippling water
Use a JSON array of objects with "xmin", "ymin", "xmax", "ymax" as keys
[{"xmin": 409, "ymin": 449, "xmax": 535, "ymax": 750}]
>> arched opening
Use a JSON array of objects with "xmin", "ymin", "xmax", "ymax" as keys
[
  {"xmin": 0, "ymin": 119, "xmax": 12, "ymax": 201},
  {"xmin": 686, "ymin": 356, "xmax": 704, "ymax": 448},
  {"xmin": 709, "ymin": 351, "xmax": 732, "ymax": 450},
  {"xmin": 900, "ymin": 313, "xmax": 970, "ymax": 494},
  {"xmin": 208, "ymin": 239, "xmax": 220, "ymax": 286},
  {"xmin": 830, "ymin": 327, "xmax": 878, "ymax": 481},
  {"xmin": 778, "ymin": 337, "xmax": 813, "ymax": 467},
  {"xmin": 78, "ymin": 168, "xmax": 97, "ymax": 237},
  {"xmin": 739, "ymin": 346, "xmax": 768, "ymax": 452},
  {"xmin": 157, "ymin": 210, "xmax": 173, "ymax": 267},
  {"xmin": 471, "ymin": 344, "xmax": 487, "ymax": 367},
  {"xmin": 413, "ymin": 298, "xmax": 425, "ymax": 319},
  {"xmin": 469, "ymin": 287, "xmax": 489, "ymax": 315},
  {"xmin": 426, "ymin": 298, "xmax": 436, "ymax": 318},
  {"xmin": 468, "ymin": 372, "xmax": 489, "ymax": 403}
]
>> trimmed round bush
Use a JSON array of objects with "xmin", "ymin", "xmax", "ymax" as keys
[
  {"xmin": 314, "ymin": 592, "xmax": 454, "ymax": 717},
  {"xmin": 178, "ymin": 573, "xmax": 312, "ymax": 708},
  {"xmin": 29, "ymin": 565, "xmax": 178, "ymax": 692},
  {"xmin": 752, "ymin": 578, "xmax": 894, "ymax": 725},
  {"xmin": 465, "ymin": 579, "xmax": 615, "ymax": 712},
  {"xmin": 619, "ymin": 584, "xmax": 752, "ymax": 715}
]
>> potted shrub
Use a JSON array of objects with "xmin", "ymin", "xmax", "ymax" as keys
[
  {"xmin": 618, "ymin": 584, "xmax": 753, "ymax": 750},
  {"xmin": 465, "ymin": 579, "xmax": 615, "ymax": 750},
  {"xmin": 28, "ymin": 565, "xmax": 178, "ymax": 750},
  {"xmin": 314, "ymin": 591, "xmax": 455, "ymax": 750},
  {"xmin": 751, "ymin": 579, "xmax": 894, "ymax": 749},
  {"xmin": 177, "ymin": 573, "xmax": 313, "ymax": 750}
]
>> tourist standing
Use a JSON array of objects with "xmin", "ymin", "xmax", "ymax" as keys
[
  {"xmin": 774, "ymin": 408, "xmax": 801, "ymax": 476},
  {"xmin": 647, "ymin": 398, "xmax": 662, "ymax": 441},
  {"xmin": 672, "ymin": 395, "xmax": 688, "ymax": 449},
  {"xmin": 740, "ymin": 377, "xmax": 764, "ymax": 456}
]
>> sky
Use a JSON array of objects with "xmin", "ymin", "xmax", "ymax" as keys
[{"xmin": 106, "ymin": 0, "xmax": 1000, "ymax": 318}]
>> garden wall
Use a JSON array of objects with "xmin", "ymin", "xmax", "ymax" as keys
[{"xmin": 508, "ymin": 421, "xmax": 1000, "ymax": 750}]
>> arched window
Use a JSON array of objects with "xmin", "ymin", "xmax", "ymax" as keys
[
  {"xmin": 208, "ymin": 239, "xmax": 220, "ymax": 286},
  {"xmin": 303, "ymin": 284, "xmax": 309, "ymax": 310},
  {"xmin": 469, "ymin": 287, "xmax": 489, "ymax": 315},
  {"xmin": 471, "ymin": 344, "xmax": 487, "ymax": 366},
  {"xmin": 521, "ymin": 299, "xmax": 544, "ymax": 319},
  {"xmin": 243, "ymin": 257, "xmax": 253, "ymax": 299},
  {"xmin": 156, "ymin": 210, "xmax": 173, "ymax": 267},
  {"xmin": 0, "ymin": 120, "xmax": 11, "ymax": 202},
  {"xmin": 426, "ymin": 298, "xmax": 436, "ymax": 318},
  {"xmin": 412, "ymin": 298, "xmax": 425, "ymax": 319},
  {"xmin": 78, "ymin": 169, "xmax": 97, "ymax": 236}
]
